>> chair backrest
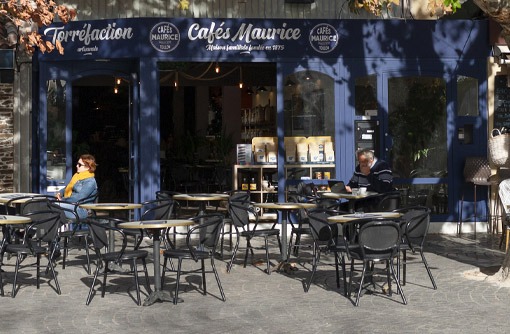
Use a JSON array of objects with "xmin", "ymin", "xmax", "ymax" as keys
[
  {"xmin": 463, "ymin": 157, "xmax": 491, "ymax": 183},
  {"xmin": 357, "ymin": 220, "xmax": 401, "ymax": 260},
  {"xmin": 19, "ymin": 197, "xmax": 55, "ymax": 215},
  {"xmin": 376, "ymin": 191, "xmax": 402, "ymax": 212},
  {"xmin": 22, "ymin": 210, "xmax": 61, "ymax": 246},
  {"xmin": 307, "ymin": 208, "xmax": 342, "ymax": 245},
  {"xmin": 141, "ymin": 198, "xmax": 175, "ymax": 221},
  {"xmin": 228, "ymin": 191, "xmax": 253, "ymax": 229},
  {"xmin": 187, "ymin": 213, "xmax": 225, "ymax": 258},
  {"xmin": 403, "ymin": 209, "xmax": 430, "ymax": 249},
  {"xmin": 85, "ymin": 217, "xmax": 127, "ymax": 255}
]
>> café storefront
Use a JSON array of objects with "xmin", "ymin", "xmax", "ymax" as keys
[{"xmin": 35, "ymin": 17, "xmax": 490, "ymax": 224}]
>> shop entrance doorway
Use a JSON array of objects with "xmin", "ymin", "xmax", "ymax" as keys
[{"xmin": 72, "ymin": 76, "xmax": 131, "ymax": 202}]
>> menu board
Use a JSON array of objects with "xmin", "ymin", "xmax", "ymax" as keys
[{"xmin": 494, "ymin": 75, "xmax": 510, "ymax": 129}]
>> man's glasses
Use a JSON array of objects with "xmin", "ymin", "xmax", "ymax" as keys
[{"xmin": 76, "ymin": 162, "xmax": 85, "ymax": 167}]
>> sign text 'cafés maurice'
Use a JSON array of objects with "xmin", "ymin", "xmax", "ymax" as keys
[{"xmin": 40, "ymin": 18, "xmax": 340, "ymax": 60}]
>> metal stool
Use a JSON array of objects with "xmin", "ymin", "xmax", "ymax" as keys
[{"xmin": 458, "ymin": 157, "xmax": 492, "ymax": 238}]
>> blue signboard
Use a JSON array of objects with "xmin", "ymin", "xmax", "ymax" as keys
[{"xmin": 38, "ymin": 18, "xmax": 489, "ymax": 62}]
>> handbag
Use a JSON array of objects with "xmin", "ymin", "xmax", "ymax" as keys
[{"xmin": 488, "ymin": 128, "xmax": 510, "ymax": 167}]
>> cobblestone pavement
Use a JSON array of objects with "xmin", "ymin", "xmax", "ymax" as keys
[{"xmin": 0, "ymin": 233, "xmax": 508, "ymax": 334}]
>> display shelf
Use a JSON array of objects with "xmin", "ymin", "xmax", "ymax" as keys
[{"xmin": 233, "ymin": 163, "xmax": 336, "ymax": 211}]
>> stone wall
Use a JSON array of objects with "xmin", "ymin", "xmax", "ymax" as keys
[{"xmin": 0, "ymin": 83, "xmax": 14, "ymax": 192}]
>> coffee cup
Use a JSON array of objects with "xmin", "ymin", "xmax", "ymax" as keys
[
  {"xmin": 351, "ymin": 188, "xmax": 359, "ymax": 195},
  {"xmin": 359, "ymin": 187, "xmax": 367, "ymax": 195}
]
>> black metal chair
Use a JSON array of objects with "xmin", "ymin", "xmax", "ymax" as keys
[
  {"xmin": 57, "ymin": 192, "xmax": 98, "ymax": 274},
  {"xmin": 286, "ymin": 182, "xmax": 318, "ymax": 258},
  {"xmin": 3, "ymin": 210, "xmax": 62, "ymax": 297},
  {"xmin": 227, "ymin": 191, "xmax": 282, "ymax": 274},
  {"xmin": 395, "ymin": 206, "xmax": 437, "ymax": 289},
  {"xmin": 306, "ymin": 208, "xmax": 349, "ymax": 295},
  {"xmin": 84, "ymin": 217, "xmax": 152, "ymax": 306},
  {"xmin": 344, "ymin": 219, "xmax": 406, "ymax": 306},
  {"xmin": 121, "ymin": 198, "xmax": 175, "ymax": 250},
  {"xmin": 161, "ymin": 213, "xmax": 226, "ymax": 304}
]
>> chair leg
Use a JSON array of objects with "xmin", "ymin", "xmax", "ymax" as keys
[
  {"xmin": 341, "ymin": 255, "xmax": 347, "ymax": 296},
  {"xmin": 141, "ymin": 258, "xmax": 152, "ymax": 294},
  {"xmin": 420, "ymin": 250, "xmax": 437, "ymax": 289},
  {"xmin": 244, "ymin": 239, "xmax": 251, "ymax": 268},
  {"xmin": 62, "ymin": 237, "xmax": 68, "ymax": 269},
  {"xmin": 389, "ymin": 258, "xmax": 407, "ymax": 305},
  {"xmin": 46, "ymin": 254, "xmax": 61, "ymax": 295},
  {"xmin": 305, "ymin": 243, "xmax": 319, "ymax": 292},
  {"xmin": 227, "ymin": 237, "xmax": 239, "ymax": 273},
  {"xmin": 132, "ymin": 259, "xmax": 141, "ymax": 306},
  {"xmin": 210, "ymin": 257, "xmax": 226, "ymax": 301},
  {"xmin": 36, "ymin": 254, "xmax": 41, "ymax": 289},
  {"xmin": 201, "ymin": 258, "xmax": 207, "ymax": 295},
  {"xmin": 403, "ymin": 250, "xmax": 407, "ymax": 285},
  {"xmin": 334, "ymin": 251, "xmax": 340, "ymax": 288},
  {"xmin": 11, "ymin": 254, "xmax": 21, "ymax": 298},
  {"xmin": 355, "ymin": 261, "xmax": 368, "ymax": 307},
  {"xmin": 173, "ymin": 259, "xmax": 182, "ymax": 305},
  {"xmin": 102, "ymin": 261, "xmax": 109, "ymax": 298},
  {"xmin": 264, "ymin": 236, "xmax": 271, "ymax": 275},
  {"xmin": 84, "ymin": 237, "xmax": 91, "ymax": 275},
  {"xmin": 386, "ymin": 261, "xmax": 392, "ymax": 296},
  {"xmin": 86, "ymin": 264, "xmax": 101, "ymax": 305},
  {"xmin": 293, "ymin": 233, "xmax": 301, "ymax": 256},
  {"xmin": 161, "ymin": 257, "xmax": 167, "ymax": 286},
  {"xmin": 348, "ymin": 260, "xmax": 355, "ymax": 297}
]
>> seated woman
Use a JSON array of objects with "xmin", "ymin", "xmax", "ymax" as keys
[{"xmin": 56, "ymin": 154, "xmax": 98, "ymax": 219}]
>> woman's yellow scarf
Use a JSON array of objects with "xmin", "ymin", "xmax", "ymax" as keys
[{"xmin": 64, "ymin": 170, "xmax": 95, "ymax": 198}]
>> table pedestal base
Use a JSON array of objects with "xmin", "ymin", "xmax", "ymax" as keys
[{"xmin": 143, "ymin": 290, "xmax": 183, "ymax": 306}]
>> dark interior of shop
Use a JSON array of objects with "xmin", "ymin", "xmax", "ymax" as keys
[{"xmin": 70, "ymin": 62, "xmax": 276, "ymax": 200}]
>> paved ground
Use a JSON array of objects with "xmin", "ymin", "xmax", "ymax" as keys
[{"xmin": 0, "ymin": 231, "xmax": 509, "ymax": 334}]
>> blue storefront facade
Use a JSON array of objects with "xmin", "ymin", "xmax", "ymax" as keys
[{"xmin": 35, "ymin": 17, "xmax": 491, "ymax": 225}]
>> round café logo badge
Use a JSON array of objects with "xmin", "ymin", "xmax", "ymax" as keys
[
  {"xmin": 309, "ymin": 23, "xmax": 338, "ymax": 54},
  {"xmin": 150, "ymin": 22, "xmax": 180, "ymax": 53}
]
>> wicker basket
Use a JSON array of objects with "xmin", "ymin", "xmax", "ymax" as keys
[{"xmin": 488, "ymin": 129, "xmax": 510, "ymax": 167}]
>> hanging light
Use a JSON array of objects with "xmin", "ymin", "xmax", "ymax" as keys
[
  {"xmin": 215, "ymin": 62, "xmax": 220, "ymax": 74},
  {"xmin": 239, "ymin": 67, "xmax": 243, "ymax": 89},
  {"xmin": 257, "ymin": 86, "xmax": 267, "ymax": 92},
  {"xmin": 114, "ymin": 86, "xmax": 118, "ymax": 94},
  {"xmin": 116, "ymin": 78, "xmax": 121, "ymax": 85},
  {"xmin": 174, "ymin": 72, "xmax": 179, "ymax": 90}
]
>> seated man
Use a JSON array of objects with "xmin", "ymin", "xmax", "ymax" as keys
[
  {"xmin": 346, "ymin": 148, "xmax": 393, "ymax": 194},
  {"xmin": 342, "ymin": 149, "xmax": 395, "ymax": 212}
]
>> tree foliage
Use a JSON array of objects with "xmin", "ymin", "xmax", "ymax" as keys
[
  {"xmin": 348, "ymin": 0, "xmax": 510, "ymax": 44},
  {"xmin": 0, "ymin": 0, "xmax": 76, "ymax": 54}
]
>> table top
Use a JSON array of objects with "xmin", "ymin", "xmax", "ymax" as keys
[
  {"xmin": 80, "ymin": 203, "xmax": 142, "ymax": 210},
  {"xmin": 0, "ymin": 215, "xmax": 31, "ymax": 225},
  {"xmin": 320, "ymin": 191, "xmax": 378, "ymax": 200},
  {"xmin": 173, "ymin": 193, "xmax": 230, "ymax": 202},
  {"xmin": 327, "ymin": 211, "xmax": 402, "ymax": 223},
  {"xmin": 254, "ymin": 202, "xmax": 317, "ymax": 210},
  {"xmin": 0, "ymin": 193, "xmax": 47, "ymax": 204},
  {"xmin": 119, "ymin": 219, "xmax": 195, "ymax": 229}
]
